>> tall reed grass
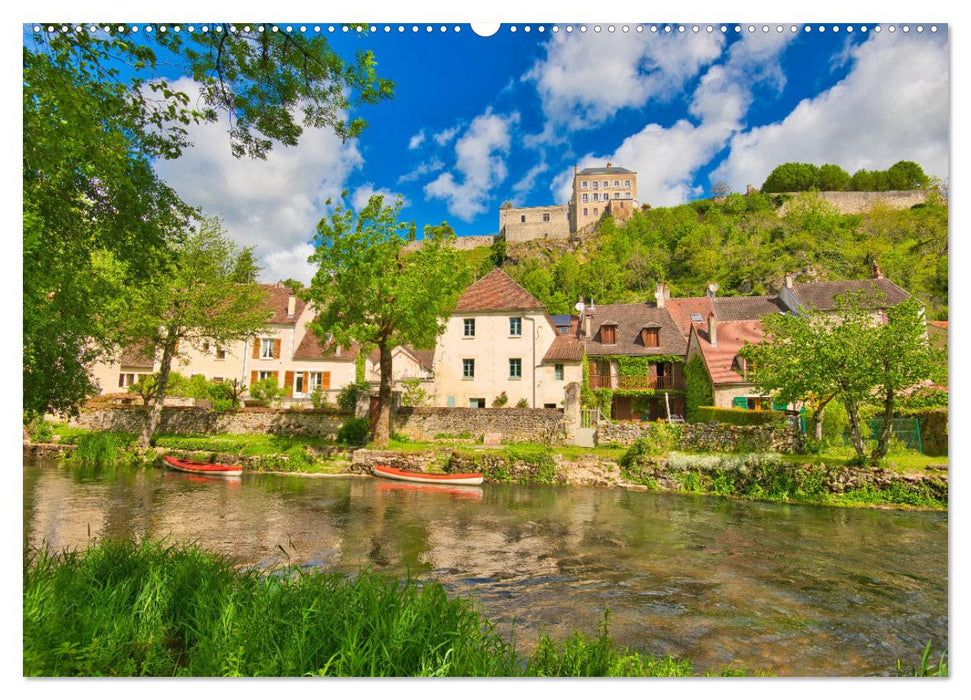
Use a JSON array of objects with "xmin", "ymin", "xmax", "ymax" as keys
[{"xmin": 24, "ymin": 540, "xmax": 731, "ymax": 677}]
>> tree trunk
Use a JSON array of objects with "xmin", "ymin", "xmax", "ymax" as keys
[
  {"xmin": 811, "ymin": 394, "xmax": 835, "ymax": 440},
  {"xmin": 870, "ymin": 387, "xmax": 896, "ymax": 464},
  {"xmin": 844, "ymin": 399, "xmax": 868, "ymax": 462},
  {"xmin": 138, "ymin": 331, "xmax": 177, "ymax": 448},
  {"xmin": 369, "ymin": 341, "xmax": 393, "ymax": 447}
]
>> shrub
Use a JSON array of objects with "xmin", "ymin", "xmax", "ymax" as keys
[
  {"xmin": 694, "ymin": 406, "xmax": 786, "ymax": 426},
  {"xmin": 337, "ymin": 417, "xmax": 369, "ymax": 445},
  {"xmin": 400, "ymin": 378, "xmax": 430, "ymax": 407},
  {"xmin": 74, "ymin": 432, "xmax": 135, "ymax": 465},
  {"xmin": 26, "ymin": 416, "xmax": 54, "ymax": 443},
  {"xmin": 249, "ymin": 378, "xmax": 283, "ymax": 407},
  {"xmin": 337, "ymin": 381, "xmax": 371, "ymax": 411},
  {"xmin": 899, "ymin": 387, "xmax": 948, "ymax": 410},
  {"xmin": 285, "ymin": 446, "xmax": 314, "ymax": 471},
  {"xmin": 515, "ymin": 398, "xmax": 530, "ymax": 408},
  {"xmin": 683, "ymin": 356, "xmax": 713, "ymax": 422},
  {"xmin": 618, "ymin": 424, "xmax": 684, "ymax": 469},
  {"xmin": 492, "ymin": 391, "xmax": 509, "ymax": 407},
  {"xmin": 310, "ymin": 388, "xmax": 329, "ymax": 409}
]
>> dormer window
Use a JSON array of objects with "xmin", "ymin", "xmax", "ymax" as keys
[
  {"xmin": 641, "ymin": 327, "xmax": 660, "ymax": 348},
  {"xmin": 600, "ymin": 323, "xmax": 617, "ymax": 345}
]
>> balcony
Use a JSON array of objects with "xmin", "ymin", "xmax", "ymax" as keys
[{"xmin": 588, "ymin": 374, "xmax": 685, "ymax": 391}]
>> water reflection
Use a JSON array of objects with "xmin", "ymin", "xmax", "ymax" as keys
[{"xmin": 23, "ymin": 458, "xmax": 947, "ymax": 676}]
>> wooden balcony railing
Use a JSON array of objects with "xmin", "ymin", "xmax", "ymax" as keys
[{"xmin": 588, "ymin": 374, "xmax": 685, "ymax": 391}]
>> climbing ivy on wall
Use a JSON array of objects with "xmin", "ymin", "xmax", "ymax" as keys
[
  {"xmin": 599, "ymin": 355, "xmax": 683, "ymax": 376},
  {"xmin": 683, "ymin": 355, "xmax": 713, "ymax": 422}
]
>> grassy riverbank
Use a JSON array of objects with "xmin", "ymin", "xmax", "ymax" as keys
[{"xmin": 24, "ymin": 539, "xmax": 749, "ymax": 677}]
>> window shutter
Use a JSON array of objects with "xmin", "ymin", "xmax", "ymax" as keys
[
  {"xmin": 322, "ymin": 372, "xmax": 331, "ymax": 390},
  {"xmin": 250, "ymin": 370, "xmax": 258, "ymax": 386},
  {"xmin": 303, "ymin": 372, "xmax": 309, "ymax": 391},
  {"xmin": 732, "ymin": 397, "xmax": 748, "ymax": 410},
  {"xmin": 118, "ymin": 374, "xmax": 125, "ymax": 388},
  {"xmin": 273, "ymin": 338, "xmax": 282, "ymax": 359},
  {"xmin": 284, "ymin": 371, "xmax": 294, "ymax": 397},
  {"xmin": 271, "ymin": 371, "xmax": 279, "ymax": 383},
  {"xmin": 252, "ymin": 339, "xmax": 260, "ymax": 359}
]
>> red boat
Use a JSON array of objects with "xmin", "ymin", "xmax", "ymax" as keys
[
  {"xmin": 161, "ymin": 455, "xmax": 243, "ymax": 478},
  {"xmin": 375, "ymin": 481, "xmax": 483, "ymax": 500},
  {"xmin": 372, "ymin": 464, "xmax": 483, "ymax": 486}
]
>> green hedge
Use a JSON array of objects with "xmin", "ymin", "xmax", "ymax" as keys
[
  {"xmin": 694, "ymin": 406, "xmax": 786, "ymax": 426},
  {"xmin": 897, "ymin": 407, "xmax": 948, "ymax": 456}
]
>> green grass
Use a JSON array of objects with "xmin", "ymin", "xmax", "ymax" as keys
[{"xmin": 24, "ymin": 540, "xmax": 740, "ymax": 677}]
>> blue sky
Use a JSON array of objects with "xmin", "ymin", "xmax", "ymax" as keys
[{"xmin": 25, "ymin": 21, "xmax": 950, "ymax": 283}]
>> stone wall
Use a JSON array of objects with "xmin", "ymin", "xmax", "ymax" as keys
[
  {"xmin": 500, "ymin": 204, "xmax": 571, "ymax": 243},
  {"xmin": 402, "ymin": 234, "xmax": 497, "ymax": 253},
  {"xmin": 73, "ymin": 405, "xmax": 353, "ymax": 440},
  {"xmin": 595, "ymin": 420, "xmax": 802, "ymax": 453},
  {"xmin": 393, "ymin": 406, "xmax": 565, "ymax": 444},
  {"xmin": 778, "ymin": 190, "xmax": 931, "ymax": 215}
]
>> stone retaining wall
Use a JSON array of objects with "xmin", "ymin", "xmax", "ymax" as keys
[
  {"xmin": 73, "ymin": 405, "xmax": 353, "ymax": 440},
  {"xmin": 596, "ymin": 421, "xmax": 802, "ymax": 453},
  {"xmin": 393, "ymin": 406, "xmax": 565, "ymax": 444}
]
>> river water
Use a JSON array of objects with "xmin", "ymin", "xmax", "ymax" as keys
[{"xmin": 23, "ymin": 458, "xmax": 948, "ymax": 676}]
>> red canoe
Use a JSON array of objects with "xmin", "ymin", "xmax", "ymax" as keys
[
  {"xmin": 161, "ymin": 455, "xmax": 243, "ymax": 478},
  {"xmin": 372, "ymin": 464, "xmax": 483, "ymax": 486}
]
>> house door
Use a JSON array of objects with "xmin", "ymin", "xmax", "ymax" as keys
[{"xmin": 612, "ymin": 396, "xmax": 633, "ymax": 420}]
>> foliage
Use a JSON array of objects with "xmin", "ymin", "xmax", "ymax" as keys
[
  {"xmin": 127, "ymin": 375, "xmax": 160, "ymax": 406},
  {"xmin": 492, "ymin": 391, "xmax": 509, "ymax": 408},
  {"xmin": 23, "ymin": 25, "xmax": 393, "ymax": 420},
  {"xmin": 122, "ymin": 220, "xmax": 271, "ymax": 446},
  {"xmin": 742, "ymin": 294, "xmax": 945, "ymax": 463},
  {"xmin": 399, "ymin": 378, "xmax": 431, "ymax": 407},
  {"xmin": 249, "ymin": 378, "xmax": 284, "ymax": 407},
  {"xmin": 618, "ymin": 426, "xmax": 685, "ymax": 469},
  {"xmin": 898, "ymin": 387, "xmax": 948, "ymax": 410},
  {"xmin": 208, "ymin": 380, "xmax": 244, "ymax": 412},
  {"xmin": 310, "ymin": 388, "xmax": 329, "ymax": 409},
  {"xmin": 26, "ymin": 416, "xmax": 55, "ymax": 443},
  {"xmin": 896, "ymin": 643, "xmax": 948, "ymax": 677},
  {"xmin": 73, "ymin": 432, "xmax": 136, "ymax": 465},
  {"xmin": 515, "ymin": 398, "xmax": 530, "ymax": 408},
  {"xmin": 761, "ymin": 162, "xmax": 821, "ymax": 192},
  {"xmin": 683, "ymin": 356, "xmax": 713, "ymax": 423},
  {"xmin": 307, "ymin": 194, "xmax": 470, "ymax": 445},
  {"xmin": 693, "ymin": 407, "xmax": 786, "ymax": 426},
  {"xmin": 337, "ymin": 381, "xmax": 372, "ymax": 411},
  {"xmin": 337, "ymin": 418, "xmax": 369, "ymax": 446},
  {"xmin": 761, "ymin": 161, "xmax": 929, "ymax": 193}
]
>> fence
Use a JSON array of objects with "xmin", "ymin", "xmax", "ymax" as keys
[
  {"xmin": 868, "ymin": 417, "xmax": 923, "ymax": 453},
  {"xmin": 581, "ymin": 408, "xmax": 601, "ymax": 429}
]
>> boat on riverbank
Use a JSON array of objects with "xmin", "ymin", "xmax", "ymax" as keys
[
  {"xmin": 372, "ymin": 463, "xmax": 483, "ymax": 486},
  {"xmin": 161, "ymin": 455, "xmax": 243, "ymax": 478}
]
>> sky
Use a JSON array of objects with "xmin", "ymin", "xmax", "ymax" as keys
[{"xmin": 26, "ymin": 20, "xmax": 952, "ymax": 285}]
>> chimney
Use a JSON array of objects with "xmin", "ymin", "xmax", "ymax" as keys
[
  {"xmin": 872, "ymin": 261, "xmax": 884, "ymax": 279},
  {"xmin": 705, "ymin": 281, "xmax": 719, "ymax": 298},
  {"xmin": 784, "ymin": 272, "xmax": 794, "ymax": 290},
  {"xmin": 606, "ymin": 161, "xmax": 612, "ymax": 169},
  {"xmin": 707, "ymin": 313, "xmax": 718, "ymax": 347},
  {"xmin": 583, "ymin": 310, "xmax": 591, "ymax": 338},
  {"xmin": 654, "ymin": 282, "xmax": 670, "ymax": 309},
  {"xmin": 287, "ymin": 293, "xmax": 296, "ymax": 318}
]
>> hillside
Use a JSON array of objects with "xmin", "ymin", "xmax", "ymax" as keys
[{"xmin": 461, "ymin": 189, "xmax": 948, "ymax": 320}]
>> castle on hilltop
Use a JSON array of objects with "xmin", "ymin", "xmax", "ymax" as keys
[{"xmin": 499, "ymin": 163, "xmax": 639, "ymax": 244}]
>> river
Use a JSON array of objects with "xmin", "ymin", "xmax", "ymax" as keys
[{"xmin": 23, "ymin": 458, "xmax": 948, "ymax": 676}]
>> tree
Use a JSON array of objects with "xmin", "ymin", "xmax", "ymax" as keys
[
  {"xmin": 761, "ymin": 163, "xmax": 820, "ymax": 192},
  {"xmin": 123, "ymin": 220, "xmax": 272, "ymax": 446},
  {"xmin": 817, "ymin": 164, "xmax": 851, "ymax": 191},
  {"xmin": 306, "ymin": 194, "xmax": 470, "ymax": 446},
  {"xmin": 741, "ymin": 294, "xmax": 943, "ymax": 463},
  {"xmin": 23, "ymin": 25, "xmax": 393, "ymax": 419},
  {"xmin": 886, "ymin": 160, "xmax": 930, "ymax": 190},
  {"xmin": 710, "ymin": 181, "xmax": 732, "ymax": 197},
  {"xmin": 231, "ymin": 247, "xmax": 260, "ymax": 283}
]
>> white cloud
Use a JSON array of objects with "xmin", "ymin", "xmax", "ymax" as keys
[
  {"xmin": 397, "ymin": 157, "xmax": 445, "ymax": 183},
  {"xmin": 552, "ymin": 32, "xmax": 796, "ymax": 206},
  {"xmin": 711, "ymin": 32, "xmax": 949, "ymax": 190},
  {"xmin": 433, "ymin": 126, "xmax": 460, "ymax": 146},
  {"xmin": 408, "ymin": 130, "xmax": 426, "ymax": 150},
  {"xmin": 424, "ymin": 110, "xmax": 520, "ymax": 222},
  {"xmin": 351, "ymin": 184, "xmax": 408, "ymax": 211},
  {"xmin": 511, "ymin": 161, "xmax": 549, "ymax": 203},
  {"xmin": 525, "ymin": 30, "xmax": 725, "ymax": 137},
  {"xmin": 152, "ymin": 78, "xmax": 362, "ymax": 283},
  {"xmin": 262, "ymin": 243, "xmax": 317, "ymax": 286}
]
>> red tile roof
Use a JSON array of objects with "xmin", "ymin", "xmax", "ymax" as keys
[
  {"xmin": 293, "ymin": 331, "xmax": 358, "ymax": 361},
  {"xmin": 582, "ymin": 303, "xmax": 685, "ymax": 356},
  {"xmin": 259, "ymin": 284, "xmax": 306, "ymax": 325},
  {"xmin": 665, "ymin": 297, "xmax": 714, "ymax": 339},
  {"xmin": 454, "ymin": 269, "xmax": 546, "ymax": 312},
  {"xmin": 928, "ymin": 320, "xmax": 948, "ymax": 329},
  {"xmin": 120, "ymin": 344, "xmax": 155, "ymax": 368},
  {"xmin": 368, "ymin": 345, "xmax": 435, "ymax": 372},
  {"xmin": 543, "ymin": 333, "xmax": 584, "ymax": 362},
  {"xmin": 691, "ymin": 320, "xmax": 765, "ymax": 385}
]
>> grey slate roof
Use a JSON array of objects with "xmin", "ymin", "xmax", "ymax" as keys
[
  {"xmin": 790, "ymin": 279, "xmax": 911, "ymax": 311},
  {"xmin": 582, "ymin": 303, "xmax": 685, "ymax": 356},
  {"xmin": 578, "ymin": 166, "xmax": 635, "ymax": 175},
  {"xmin": 712, "ymin": 296, "xmax": 787, "ymax": 321}
]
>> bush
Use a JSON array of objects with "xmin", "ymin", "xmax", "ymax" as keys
[
  {"xmin": 897, "ymin": 407, "xmax": 948, "ymax": 456},
  {"xmin": 310, "ymin": 388, "xmax": 329, "ymax": 409},
  {"xmin": 337, "ymin": 417, "xmax": 369, "ymax": 446},
  {"xmin": 400, "ymin": 378, "xmax": 430, "ymax": 407},
  {"xmin": 337, "ymin": 381, "xmax": 371, "ymax": 411},
  {"xmin": 515, "ymin": 398, "xmax": 530, "ymax": 408},
  {"xmin": 683, "ymin": 356, "xmax": 712, "ymax": 422},
  {"xmin": 694, "ymin": 406, "xmax": 786, "ymax": 426},
  {"xmin": 249, "ymin": 378, "xmax": 283, "ymax": 407},
  {"xmin": 74, "ymin": 432, "xmax": 135, "ymax": 465},
  {"xmin": 26, "ymin": 416, "xmax": 54, "ymax": 443},
  {"xmin": 618, "ymin": 425, "xmax": 685, "ymax": 469},
  {"xmin": 492, "ymin": 391, "xmax": 509, "ymax": 407}
]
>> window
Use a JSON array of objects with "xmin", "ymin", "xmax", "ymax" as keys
[
  {"xmin": 260, "ymin": 338, "xmax": 275, "ymax": 359},
  {"xmin": 543, "ymin": 212, "xmax": 550, "ymax": 222},
  {"xmin": 544, "ymin": 403, "xmax": 557, "ymax": 409},
  {"xmin": 593, "ymin": 208, "xmax": 599, "ymax": 215},
  {"xmin": 581, "ymin": 181, "xmax": 588, "ymax": 189},
  {"xmin": 469, "ymin": 398, "xmax": 486, "ymax": 408},
  {"xmin": 625, "ymin": 192, "xmax": 632, "ymax": 199},
  {"xmin": 307, "ymin": 372, "xmax": 330, "ymax": 391},
  {"xmin": 690, "ymin": 313, "xmax": 704, "ymax": 323},
  {"xmin": 592, "ymin": 181, "xmax": 598, "ymax": 189},
  {"xmin": 583, "ymin": 208, "xmax": 588, "ymax": 216},
  {"xmin": 603, "ymin": 180, "xmax": 609, "ymax": 188},
  {"xmin": 462, "ymin": 359, "xmax": 475, "ymax": 379},
  {"xmin": 509, "ymin": 358, "xmax": 522, "ymax": 378},
  {"xmin": 257, "ymin": 370, "xmax": 275, "ymax": 381},
  {"xmin": 463, "ymin": 319, "xmax": 475, "ymax": 337},
  {"xmin": 447, "ymin": 396, "xmax": 455, "ymax": 407},
  {"xmin": 601, "ymin": 324, "xmax": 617, "ymax": 344},
  {"xmin": 509, "ymin": 317, "xmax": 522, "ymax": 336},
  {"xmin": 613, "ymin": 192, "xmax": 620, "ymax": 199},
  {"xmin": 213, "ymin": 377, "xmax": 223, "ymax": 384},
  {"xmin": 202, "ymin": 341, "xmax": 210, "ymax": 353},
  {"xmin": 295, "ymin": 373, "xmax": 305, "ymax": 394},
  {"xmin": 520, "ymin": 215, "xmax": 526, "ymax": 223},
  {"xmin": 555, "ymin": 364, "xmax": 564, "ymax": 381},
  {"xmin": 582, "ymin": 193, "xmax": 588, "ymax": 203},
  {"xmin": 625, "ymin": 179, "xmax": 631, "ymax": 187},
  {"xmin": 216, "ymin": 346, "xmax": 226, "ymax": 360},
  {"xmin": 118, "ymin": 373, "xmax": 136, "ymax": 388},
  {"xmin": 614, "ymin": 180, "xmax": 620, "ymax": 187},
  {"xmin": 641, "ymin": 328, "xmax": 660, "ymax": 347}
]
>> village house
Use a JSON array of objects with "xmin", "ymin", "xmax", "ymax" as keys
[
  {"xmin": 364, "ymin": 345, "xmax": 436, "ymax": 397},
  {"xmin": 432, "ymin": 269, "xmax": 580, "ymax": 408}
]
